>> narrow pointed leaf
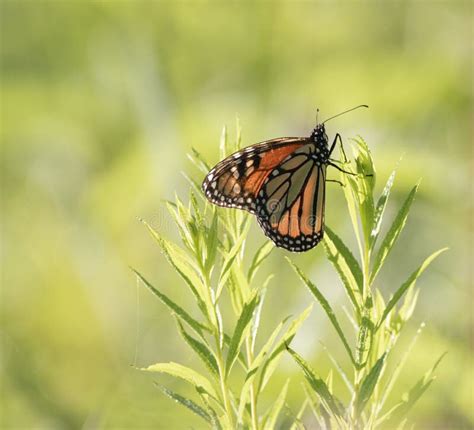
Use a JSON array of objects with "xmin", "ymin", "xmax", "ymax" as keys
[
  {"xmin": 225, "ymin": 293, "xmax": 259, "ymax": 376},
  {"xmin": 377, "ymin": 323, "xmax": 426, "ymax": 419},
  {"xmin": 133, "ymin": 269, "xmax": 209, "ymax": 336},
  {"xmin": 355, "ymin": 353, "xmax": 386, "ymax": 416},
  {"xmin": 248, "ymin": 241, "xmax": 274, "ymax": 283},
  {"xmin": 218, "ymin": 220, "xmax": 251, "ymax": 294},
  {"xmin": 189, "ymin": 147, "xmax": 211, "ymax": 174},
  {"xmin": 371, "ymin": 183, "xmax": 419, "ymax": 283},
  {"xmin": 371, "ymin": 169, "xmax": 396, "ymax": 249},
  {"xmin": 384, "ymin": 353, "xmax": 446, "ymax": 425},
  {"xmin": 141, "ymin": 220, "xmax": 205, "ymax": 309},
  {"xmin": 251, "ymin": 288, "xmax": 266, "ymax": 351},
  {"xmin": 205, "ymin": 210, "xmax": 219, "ymax": 273},
  {"xmin": 237, "ymin": 314, "xmax": 292, "ymax": 419},
  {"xmin": 176, "ymin": 320, "xmax": 218, "ymax": 376},
  {"xmin": 287, "ymin": 258, "xmax": 356, "ymax": 365},
  {"xmin": 154, "ymin": 383, "xmax": 211, "ymax": 423},
  {"xmin": 262, "ymin": 380, "xmax": 289, "ymax": 429},
  {"xmin": 143, "ymin": 362, "xmax": 218, "ymax": 400},
  {"xmin": 323, "ymin": 226, "xmax": 363, "ymax": 307},
  {"xmin": 377, "ymin": 248, "xmax": 447, "ymax": 330},
  {"xmin": 287, "ymin": 346, "xmax": 344, "ymax": 418},
  {"xmin": 258, "ymin": 305, "xmax": 313, "ymax": 391}
]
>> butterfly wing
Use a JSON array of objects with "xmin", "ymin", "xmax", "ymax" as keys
[
  {"xmin": 255, "ymin": 144, "xmax": 326, "ymax": 252},
  {"xmin": 202, "ymin": 138, "xmax": 307, "ymax": 213}
]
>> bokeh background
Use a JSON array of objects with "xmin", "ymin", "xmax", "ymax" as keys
[{"xmin": 1, "ymin": 1, "xmax": 472, "ymax": 429}]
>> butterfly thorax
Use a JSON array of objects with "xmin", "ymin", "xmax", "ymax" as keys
[{"xmin": 309, "ymin": 123, "xmax": 330, "ymax": 165}]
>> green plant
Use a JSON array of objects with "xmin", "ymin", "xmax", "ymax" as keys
[
  {"xmin": 134, "ymin": 126, "xmax": 445, "ymax": 429},
  {"xmin": 133, "ymin": 124, "xmax": 312, "ymax": 429},
  {"xmin": 286, "ymin": 137, "xmax": 447, "ymax": 429}
]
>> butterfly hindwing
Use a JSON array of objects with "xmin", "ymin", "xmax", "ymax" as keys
[
  {"xmin": 255, "ymin": 144, "xmax": 326, "ymax": 252},
  {"xmin": 202, "ymin": 138, "xmax": 307, "ymax": 213}
]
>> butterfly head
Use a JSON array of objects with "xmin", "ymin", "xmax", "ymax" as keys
[{"xmin": 310, "ymin": 123, "xmax": 328, "ymax": 148}]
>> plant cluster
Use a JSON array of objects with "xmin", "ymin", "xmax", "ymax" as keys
[{"xmin": 133, "ymin": 125, "xmax": 445, "ymax": 429}]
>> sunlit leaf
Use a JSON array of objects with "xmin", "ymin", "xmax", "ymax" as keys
[
  {"xmin": 217, "ymin": 218, "xmax": 251, "ymax": 297},
  {"xmin": 247, "ymin": 241, "xmax": 274, "ymax": 283},
  {"xmin": 205, "ymin": 210, "xmax": 219, "ymax": 274},
  {"xmin": 262, "ymin": 379, "xmax": 289, "ymax": 429},
  {"xmin": 370, "ymin": 183, "xmax": 419, "ymax": 284},
  {"xmin": 323, "ymin": 226, "xmax": 363, "ymax": 308},
  {"xmin": 133, "ymin": 269, "xmax": 209, "ymax": 336},
  {"xmin": 258, "ymin": 305, "xmax": 313, "ymax": 391},
  {"xmin": 354, "ymin": 353, "xmax": 386, "ymax": 416},
  {"xmin": 141, "ymin": 220, "xmax": 206, "ymax": 311},
  {"xmin": 176, "ymin": 320, "xmax": 218, "ymax": 376},
  {"xmin": 383, "ymin": 353, "xmax": 446, "ymax": 426},
  {"xmin": 225, "ymin": 292, "xmax": 259, "ymax": 376},
  {"xmin": 376, "ymin": 323, "xmax": 426, "ymax": 422},
  {"xmin": 377, "ymin": 248, "xmax": 448, "ymax": 330},
  {"xmin": 287, "ymin": 346, "xmax": 344, "ymax": 418},
  {"xmin": 143, "ymin": 362, "xmax": 218, "ymax": 400},
  {"xmin": 154, "ymin": 382, "xmax": 211, "ymax": 423},
  {"xmin": 189, "ymin": 147, "xmax": 211, "ymax": 174},
  {"xmin": 287, "ymin": 258, "xmax": 356, "ymax": 365},
  {"xmin": 370, "ymin": 169, "xmax": 396, "ymax": 250}
]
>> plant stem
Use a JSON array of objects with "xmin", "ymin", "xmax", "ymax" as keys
[
  {"xmin": 215, "ymin": 340, "xmax": 235, "ymax": 428},
  {"xmin": 245, "ymin": 336, "xmax": 259, "ymax": 430}
]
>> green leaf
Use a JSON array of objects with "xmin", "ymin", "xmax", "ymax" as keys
[
  {"xmin": 262, "ymin": 379, "xmax": 289, "ymax": 429},
  {"xmin": 217, "ymin": 219, "xmax": 251, "ymax": 297},
  {"xmin": 219, "ymin": 125, "xmax": 228, "ymax": 159},
  {"xmin": 205, "ymin": 210, "xmax": 219, "ymax": 274},
  {"xmin": 340, "ymin": 155, "xmax": 362, "ymax": 254},
  {"xmin": 182, "ymin": 172, "xmax": 207, "ymax": 203},
  {"xmin": 154, "ymin": 382, "xmax": 211, "ymax": 423},
  {"xmin": 133, "ymin": 269, "xmax": 209, "ymax": 336},
  {"xmin": 143, "ymin": 362, "xmax": 218, "ymax": 400},
  {"xmin": 189, "ymin": 147, "xmax": 211, "ymax": 174},
  {"xmin": 166, "ymin": 202, "xmax": 195, "ymax": 252},
  {"xmin": 287, "ymin": 346, "xmax": 344, "ymax": 418},
  {"xmin": 320, "ymin": 342, "xmax": 354, "ymax": 395},
  {"xmin": 370, "ymin": 169, "xmax": 396, "ymax": 250},
  {"xmin": 176, "ymin": 320, "xmax": 218, "ymax": 376},
  {"xmin": 323, "ymin": 226, "xmax": 363, "ymax": 308},
  {"xmin": 287, "ymin": 258, "xmax": 356, "ymax": 365},
  {"xmin": 377, "ymin": 248, "xmax": 448, "ymax": 330},
  {"xmin": 351, "ymin": 137, "xmax": 376, "ymax": 246},
  {"xmin": 237, "ymin": 314, "xmax": 292, "ymax": 420},
  {"xmin": 384, "ymin": 353, "xmax": 446, "ymax": 425},
  {"xmin": 356, "ymin": 301, "xmax": 374, "ymax": 367},
  {"xmin": 141, "ymin": 220, "xmax": 205, "ymax": 310},
  {"xmin": 258, "ymin": 305, "xmax": 313, "ymax": 391},
  {"xmin": 355, "ymin": 353, "xmax": 386, "ymax": 416},
  {"xmin": 225, "ymin": 292, "xmax": 259, "ymax": 376},
  {"xmin": 376, "ymin": 323, "xmax": 426, "ymax": 421},
  {"xmin": 370, "ymin": 183, "xmax": 419, "ymax": 284},
  {"xmin": 247, "ymin": 241, "xmax": 274, "ymax": 283},
  {"xmin": 250, "ymin": 288, "xmax": 266, "ymax": 351}
]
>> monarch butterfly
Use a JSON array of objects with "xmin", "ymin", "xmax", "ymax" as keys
[{"xmin": 202, "ymin": 105, "xmax": 368, "ymax": 252}]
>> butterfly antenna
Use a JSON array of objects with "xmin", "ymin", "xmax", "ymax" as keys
[
  {"xmin": 315, "ymin": 108, "xmax": 319, "ymax": 124},
  {"xmin": 322, "ymin": 104, "xmax": 369, "ymax": 124}
]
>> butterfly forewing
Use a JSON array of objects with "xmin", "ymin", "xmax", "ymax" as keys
[{"xmin": 202, "ymin": 138, "xmax": 307, "ymax": 213}]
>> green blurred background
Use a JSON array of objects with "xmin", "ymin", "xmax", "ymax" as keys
[{"xmin": 1, "ymin": 1, "xmax": 472, "ymax": 428}]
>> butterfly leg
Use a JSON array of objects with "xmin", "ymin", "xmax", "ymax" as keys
[
  {"xmin": 326, "ymin": 179, "xmax": 345, "ymax": 187},
  {"xmin": 328, "ymin": 162, "xmax": 357, "ymax": 176},
  {"xmin": 329, "ymin": 133, "xmax": 350, "ymax": 162},
  {"xmin": 329, "ymin": 133, "xmax": 342, "ymax": 156}
]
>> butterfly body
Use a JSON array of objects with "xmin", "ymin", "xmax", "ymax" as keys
[
  {"xmin": 202, "ymin": 123, "xmax": 334, "ymax": 252},
  {"xmin": 202, "ymin": 106, "xmax": 368, "ymax": 252}
]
